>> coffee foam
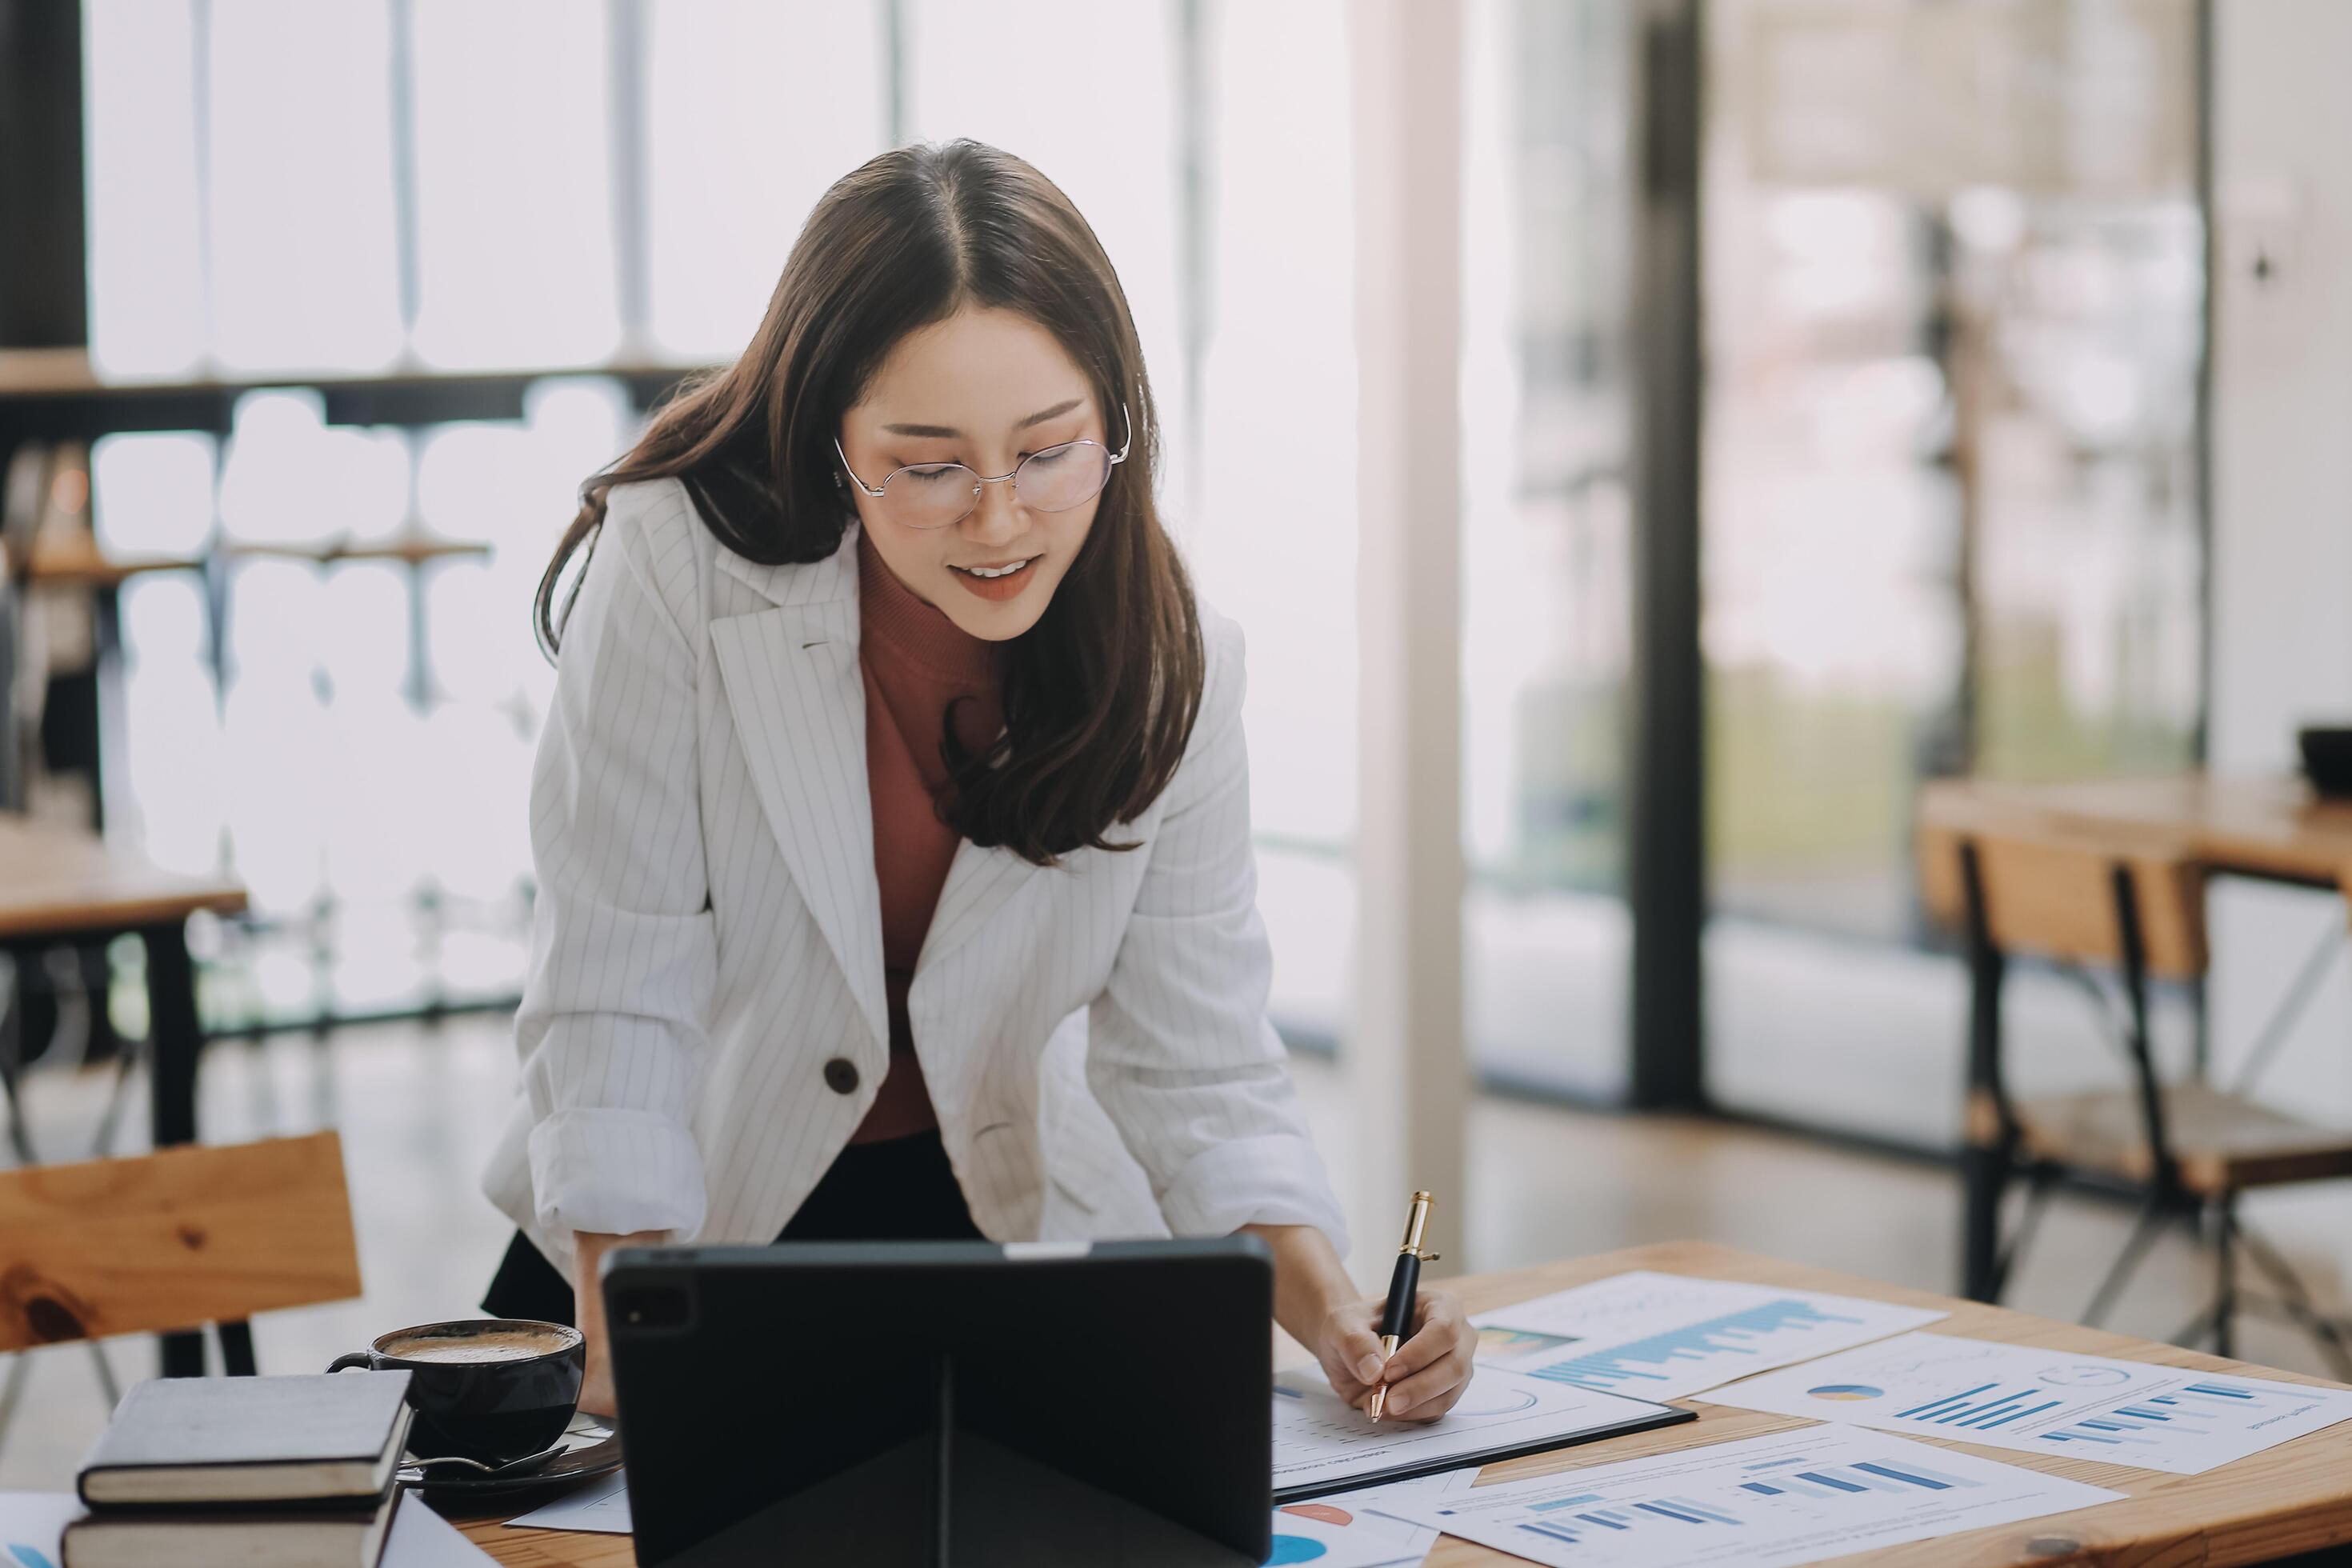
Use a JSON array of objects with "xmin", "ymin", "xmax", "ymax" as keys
[{"xmin": 383, "ymin": 1328, "xmax": 572, "ymax": 1364}]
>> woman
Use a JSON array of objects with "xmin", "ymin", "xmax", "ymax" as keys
[{"xmin": 478, "ymin": 140, "xmax": 1474, "ymax": 1422}]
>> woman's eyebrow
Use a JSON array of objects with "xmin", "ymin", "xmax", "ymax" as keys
[{"xmin": 880, "ymin": 397, "xmax": 1086, "ymax": 438}]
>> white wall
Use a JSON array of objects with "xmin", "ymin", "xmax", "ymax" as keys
[
  {"xmin": 2208, "ymin": 0, "xmax": 2352, "ymax": 1218},
  {"xmin": 2211, "ymin": 0, "xmax": 2352, "ymax": 770}
]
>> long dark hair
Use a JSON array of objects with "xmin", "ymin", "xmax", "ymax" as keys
[{"xmin": 536, "ymin": 140, "xmax": 1204, "ymax": 866}]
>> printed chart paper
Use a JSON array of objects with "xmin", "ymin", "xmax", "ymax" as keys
[
  {"xmin": 382, "ymin": 1491, "xmax": 500, "ymax": 1566},
  {"xmin": 1274, "ymin": 1364, "xmax": 1670, "ymax": 1496},
  {"xmin": 505, "ymin": 1468, "xmax": 631, "ymax": 1534},
  {"xmin": 1698, "ymin": 1330, "xmax": 2352, "ymax": 1475},
  {"xmin": 1275, "ymin": 1469, "xmax": 1478, "ymax": 1567},
  {"xmin": 1258, "ymin": 1506, "xmax": 1411, "ymax": 1568},
  {"xmin": 1472, "ymin": 1271, "xmax": 1946, "ymax": 1399},
  {"xmin": 1364, "ymin": 1426, "xmax": 2121, "ymax": 1568},
  {"xmin": 0, "ymin": 1494, "xmax": 80, "ymax": 1568}
]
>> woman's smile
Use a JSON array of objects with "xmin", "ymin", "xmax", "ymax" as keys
[{"xmin": 948, "ymin": 553, "xmax": 1042, "ymax": 599}]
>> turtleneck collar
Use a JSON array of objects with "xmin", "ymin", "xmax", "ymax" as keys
[{"xmin": 857, "ymin": 526, "xmax": 998, "ymax": 686}]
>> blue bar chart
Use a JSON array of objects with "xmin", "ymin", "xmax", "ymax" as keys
[
  {"xmin": 1889, "ymin": 1380, "xmax": 2066, "ymax": 1433},
  {"xmin": 1697, "ymin": 1332, "xmax": 2352, "ymax": 1475},
  {"xmin": 1366, "ymin": 1428, "xmax": 2122, "ymax": 1568},
  {"xmin": 1503, "ymin": 1450, "xmax": 1994, "ymax": 1550},
  {"xmin": 1473, "ymin": 1271, "xmax": 1946, "ymax": 1400},
  {"xmin": 2040, "ymin": 1382, "xmax": 2317, "ymax": 1451},
  {"xmin": 1526, "ymin": 1299, "xmax": 1874, "ymax": 1394}
]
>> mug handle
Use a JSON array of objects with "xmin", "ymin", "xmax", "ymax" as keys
[{"xmin": 326, "ymin": 1352, "xmax": 373, "ymax": 1374}]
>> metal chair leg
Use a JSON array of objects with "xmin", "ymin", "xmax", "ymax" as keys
[
  {"xmin": 218, "ymin": 1320, "xmax": 258, "ymax": 1377},
  {"xmin": 0, "ymin": 953, "xmax": 35, "ymax": 1166},
  {"xmin": 1962, "ymin": 1142, "xmax": 2012, "ymax": 1302},
  {"xmin": 2084, "ymin": 1198, "xmax": 2171, "ymax": 1328},
  {"xmin": 1989, "ymin": 1165, "xmax": 2057, "ymax": 1302},
  {"xmin": 0, "ymin": 1354, "xmax": 27, "ymax": 1464},
  {"xmin": 2235, "ymin": 1218, "xmax": 2352, "ymax": 1382},
  {"xmin": 86, "ymin": 1340, "xmax": 119, "ymax": 1406},
  {"xmin": 2210, "ymin": 1198, "xmax": 2238, "ymax": 1359}
]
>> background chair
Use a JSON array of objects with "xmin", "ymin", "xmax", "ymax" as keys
[
  {"xmin": 0, "ymin": 1130, "xmax": 362, "ymax": 1454},
  {"xmin": 1918, "ymin": 810, "xmax": 2352, "ymax": 1377}
]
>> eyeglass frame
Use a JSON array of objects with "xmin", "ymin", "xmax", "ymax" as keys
[{"xmin": 832, "ymin": 402, "xmax": 1134, "ymax": 529}]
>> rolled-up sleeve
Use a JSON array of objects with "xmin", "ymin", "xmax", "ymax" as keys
[
  {"xmin": 1087, "ymin": 618, "xmax": 1350, "ymax": 1256},
  {"xmin": 517, "ymin": 495, "xmax": 716, "ymax": 1240}
]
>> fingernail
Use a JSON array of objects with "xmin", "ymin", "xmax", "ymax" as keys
[
  {"xmin": 1358, "ymin": 1356, "xmax": 1384, "ymax": 1382},
  {"xmin": 1386, "ymin": 1391, "xmax": 1410, "ymax": 1414}
]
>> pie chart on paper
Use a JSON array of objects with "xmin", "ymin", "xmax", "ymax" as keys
[
  {"xmin": 1450, "ymin": 1384, "xmax": 1542, "ymax": 1418},
  {"xmin": 1279, "ymin": 1503, "xmax": 1353, "ymax": 1526},
  {"xmin": 1807, "ymin": 1385, "xmax": 1886, "ymax": 1402},
  {"xmin": 1265, "ymin": 1534, "xmax": 1329, "ymax": 1564}
]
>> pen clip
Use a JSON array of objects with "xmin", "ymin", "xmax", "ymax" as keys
[{"xmin": 1414, "ymin": 1250, "xmax": 1440, "ymax": 1263}]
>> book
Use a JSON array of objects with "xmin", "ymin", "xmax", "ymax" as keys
[
  {"xmin": 77, "ymin": 1372, "xmax": 414, "ymax": 1507},
  {"xmin": 61, "ymin": 1485, "xmax": 397, "ymax": 1568}
]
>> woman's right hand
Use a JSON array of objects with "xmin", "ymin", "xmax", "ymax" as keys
[
  {"xmin": 570, "ymin": 1230, "xmax": 666, "ymax": 1418},
  {"xmin": 578, "ymin": 1336, "xmax": 618, "ymax": 1420}
]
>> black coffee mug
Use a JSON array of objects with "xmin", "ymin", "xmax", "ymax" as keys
[
  {"xmin": 328, "ymin": 1318, "xmax": 585, "ymax": 1463},
  {"xmin": 2299, "ymin": 726, "xmax": 2352, "ymax": 799}
]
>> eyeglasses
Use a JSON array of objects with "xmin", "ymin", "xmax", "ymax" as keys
[{"xmin": 834, "ymin": 403, "xmax": 1133, "ymax": 530}]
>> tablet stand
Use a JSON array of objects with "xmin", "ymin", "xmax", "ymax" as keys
[{"xmin": 671, "ymin": 1356, "xmax": 1258, "ymax": 1568}]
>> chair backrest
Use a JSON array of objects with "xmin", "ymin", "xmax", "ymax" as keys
[
  {"xmin": 0, "ymin": 1130, "xmax": 361, "ymax": 1353},
  {"xmin": 1918, "ymin": 793, "xmax": 2206, "ymax": 982}
]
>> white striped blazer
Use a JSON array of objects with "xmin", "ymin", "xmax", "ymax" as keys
[{"xmin": 480, "ymin": 477, "xmax": 1347, "ymax": 1277}]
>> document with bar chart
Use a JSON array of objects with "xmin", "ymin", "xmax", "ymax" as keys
[
  {"xmin": 1698, "ymin": 1330, "xmax": 2352, "ymax": 1474},
  {"xmin": 1470, "ymin": 1272, "xmax": 1946, "ymax": 1399},
  {"xmin": 1362, "ymin": 1426, "xmax": 2120, "ymax": 1568}
]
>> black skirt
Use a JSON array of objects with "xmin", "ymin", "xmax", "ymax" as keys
[{"xmin": 480, "ymin": 1128, "xmax": 982, "ymax": 1326}]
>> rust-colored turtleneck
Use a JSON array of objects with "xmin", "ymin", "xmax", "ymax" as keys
[{"xmin": 848, "ymin": 530, "xmax": 1002, "ymax": 1143}]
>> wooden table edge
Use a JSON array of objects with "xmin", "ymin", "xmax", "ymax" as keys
[{"xmin": 0, "ymin": 887, "xmax": 248, "ymax": 942}]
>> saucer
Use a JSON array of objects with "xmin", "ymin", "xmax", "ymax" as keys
[{"xmin": 398, "ymin": 1411, "xmax": 622, "ymax": 1502}]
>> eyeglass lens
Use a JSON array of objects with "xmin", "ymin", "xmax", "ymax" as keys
[{"xmin": 878, "ymin": 442, "xmax": 1113, "ymax": 530}]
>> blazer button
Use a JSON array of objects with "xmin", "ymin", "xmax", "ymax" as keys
[{"xmin": 823, "ymin": 1058, "xmax": 860, "ymax": 1095}]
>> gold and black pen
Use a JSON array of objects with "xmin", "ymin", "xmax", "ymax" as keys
[{"xmin": 1369, "ymin": 1190, "xmax": 1438, "ymax": 1421}]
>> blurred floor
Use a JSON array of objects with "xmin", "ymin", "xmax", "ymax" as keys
[{"xmin": 2, "ymin": 1011, "xmax": 2347, "ymax": 1492}]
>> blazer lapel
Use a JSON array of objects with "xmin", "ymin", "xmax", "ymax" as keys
[
  {"xmin": 918, "ymin": 836, "xmax": 1047, "ymax": 975},
  {"xmin": 707, "ymin": 533, "xmax": 890, "ymax": 1050}
]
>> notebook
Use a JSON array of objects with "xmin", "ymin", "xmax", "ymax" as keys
[
  {"xmin": 76, "ymin": 1373, "xmax": 414, "ymax": 1507},
  {"xmin": 61, "ymin": 1486, "xmax": 398, "ymax": 1568}
]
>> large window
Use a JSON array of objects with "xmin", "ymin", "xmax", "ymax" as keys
[
  {"xmin": 68, "ymin": 1, "xmax": 2208, "ymax": 1110},
  {"xmin": 1700, "ymin": 0, "xmax": 2205, "ymax": 1139},
  {"xmin": 71, "ymin": 0, "xmax": 1382, "ymax": 1036},
  {"xmin": 1460, "ymin": 0, "xmax": 1636, "ymax": 1095}
]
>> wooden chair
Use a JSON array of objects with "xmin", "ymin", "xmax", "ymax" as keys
[
  {"xmin": 1918, "ymin": 809, "xmax": 2352, "ymax": 1376},
  {"xmin": 0, "ymin": 1130, "xmax": 362, "ymax": 1377}
]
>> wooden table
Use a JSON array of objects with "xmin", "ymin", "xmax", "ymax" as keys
[
  {"xmin": 0, "ymin": 814, "xmax": 246, "ymax": 1374},
  {"xmin": 3, "ymin": 534, "xmax": 207, "ymax": 590},
  {"xmin": 1918, "ymin": 775, "xmax": 2352, "ymax": 892},
  {"xmin": 437, "ymin": 1241, "xmax": 2352, "ymax": 1566},
  {"xmin": 0, "ymin": 815, "xmax": 249, "ymax": 944}
]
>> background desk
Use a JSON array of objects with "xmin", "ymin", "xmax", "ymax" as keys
[
  {"xmin": 1918, "ymin": 774, "xmax": 2352, "ymax": 890},
  {"xmin": 0, "ymin": 814, "xmax": 247, "ymax": 1377},
  {"xmin": 437, "ymin": 1240, "xmax": 2352, "ymax": 1566}
]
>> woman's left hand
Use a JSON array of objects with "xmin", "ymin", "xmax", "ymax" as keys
[{"xmin": 1310, "ymin": 1287, "xmax": 1478, "ymax": 1423}]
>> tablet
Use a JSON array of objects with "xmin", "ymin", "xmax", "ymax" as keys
[{"xmin": 604, "ymin": 1237, "xmax": 1275, "ymax": 1566}]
